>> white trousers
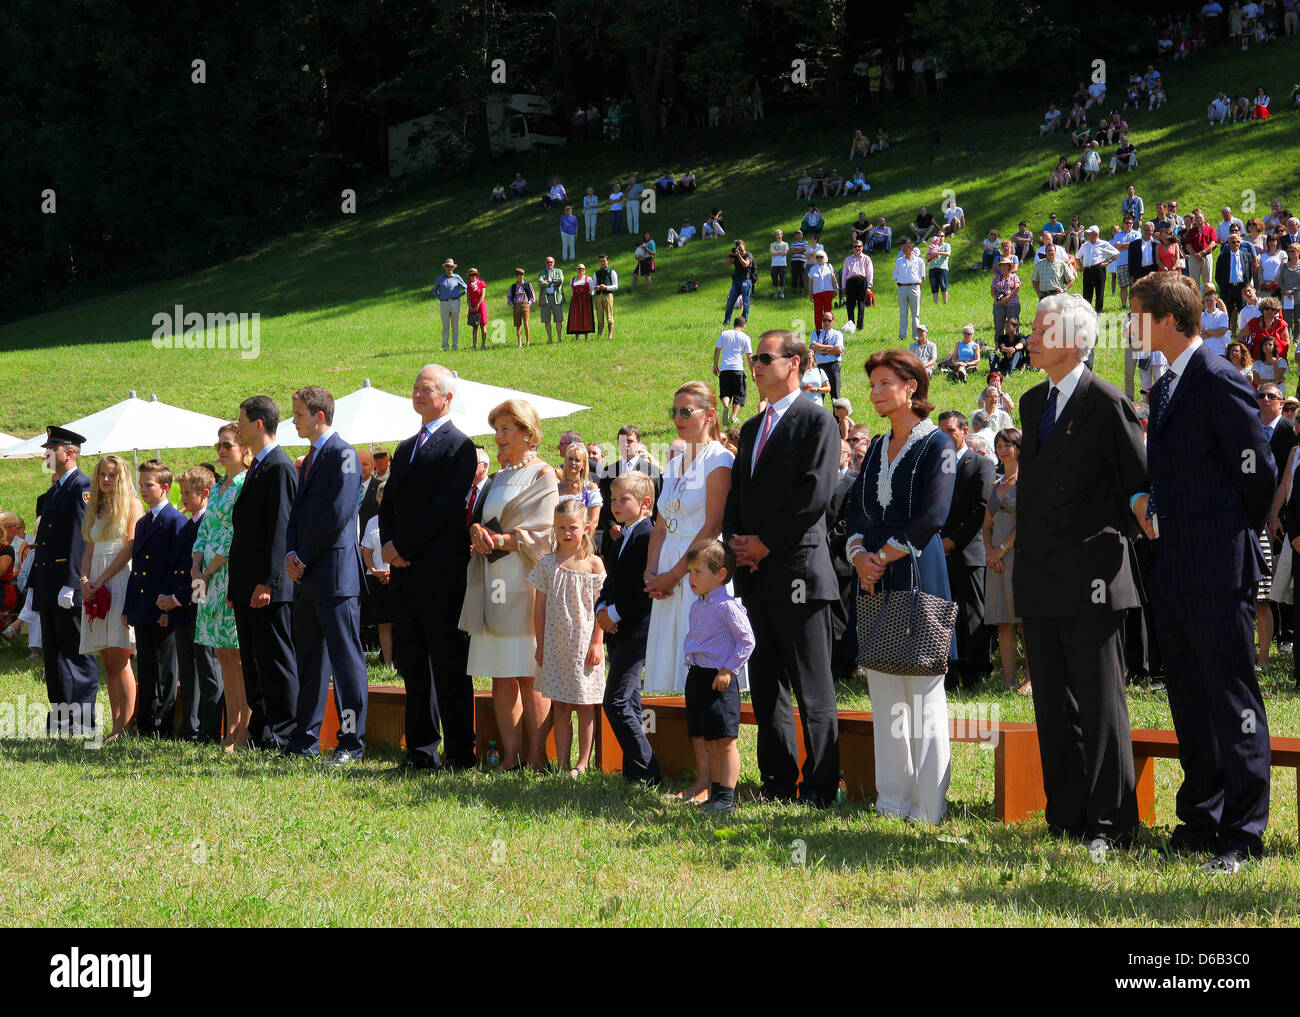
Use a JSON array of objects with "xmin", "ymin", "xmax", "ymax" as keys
[
  {"xmin": 626, "ymin": 200, "xmax": 640, "ymax": 235},
  {"xmin": 561, "ymin": 232, "xmax": 575, "ymax": 260},
  {"xmin": 867, "ymin": 669, "xmax": 951, "ymax": 824},
  {"xmin": 583, "ymin": 210, "xmax": 598, "ymax": 240},
  {"xmin": 897, "ymin": 285, "xmax": 921, "ymax": 338},
  {"xmin": 440, "ymin": 299, "xmax": 460, "ymax": 349}
]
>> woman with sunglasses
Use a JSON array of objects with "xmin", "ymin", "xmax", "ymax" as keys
[
  {"xmin": 643, "ymin": 381, "xmax": 743, "ymax": 802},
  {"xmin": 191, "ymin": 422, "xmax": 251, "ymax": 750}
]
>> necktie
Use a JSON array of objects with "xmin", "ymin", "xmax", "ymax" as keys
[
  {"xmin": 752, "ymin": 406, "xmax": 777, "ymax": 472},
  {"xmin": 300, "ymin": 445, "xmax": 316, "ymax": 480},
  {"xmin": 139, "ymin": 511, "xmax": 153, "ymax": 542},
  {"xmin": 466, "ymin": 484, "xmax": 478, "ymax": 526},
  {"xmin": 1037, "ymin": 387, "xmax": 1059, "ymax": 447},
  {"xmin": 1146, "ymin": 371, "xmax": 1176, "ymax": 519},
  {"xmin": 411, "ymin": 426, "xmax": 429, "ymax": 462}
]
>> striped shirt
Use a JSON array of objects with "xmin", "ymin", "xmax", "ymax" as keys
[{"xmin": 683, "ymin": 586, "xmax": 755, "ymax": 675}]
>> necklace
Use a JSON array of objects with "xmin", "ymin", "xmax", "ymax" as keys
[
  {"xmin": 500, "ymin": 450, "xmax": 537, "ymax": 472},
  {"xmin": 1000, "ymin": 471, "xmax": 1019, "ymax": 485}
]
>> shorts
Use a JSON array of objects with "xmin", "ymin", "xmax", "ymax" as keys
[
  {"xmin": 636, "ymin": 259, "xmax": 655, "ymax": 276},
  {"xmin": 1116, "ymin": 264, "xmax": 1132, "ymax": 287},
  {"xmin": 718, "ymin": 369, "xmax": 747, "ymax": 405},
  {"xmin": 594, "ymin": 292, "xmax": 614, "ymax": 323},
  {"xmin": 540, "ymin": 301, "xmax": 563, "ymax": 324},
  {"xmin": 685, "ymin": 664, "xmax": 740, "ymax": 740},
  {"xmin": 929, "ymin": 267, "xmax": 949, "ymax": 293},
  {"xmin": 512, "ymin": 304, "xmax": 531, "ymax": 327}
]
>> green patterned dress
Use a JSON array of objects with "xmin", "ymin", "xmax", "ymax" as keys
[{"xmin": 193, "ymin": 471, "xmax": 244, "ymax": 649}]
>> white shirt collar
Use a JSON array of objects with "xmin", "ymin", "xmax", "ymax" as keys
[
  {"xmin": 954, "ymin": 443, "xmax": 969, "ymax": 463},
  {"xmin": 1049, "ymin": 362, "xmax": 1087, "ymax": 412},
  {"xmin": 1168, "ymin": 337, "xmax": 1203, "ymax": 379}
]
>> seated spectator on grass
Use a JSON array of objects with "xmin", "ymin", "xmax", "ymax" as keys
[
  {"xmin": 1070, "ymin": 122, "xmax": 1092, "ymax": 148},
  {"xmin": 978, "ymin": 386, "xmax": 1014, "ymax": 432},
  {"xmin": 703, "ymin": 209, "xmax": 727, "ymax": 239},
  {"xmin": 543, "ymin": 179, "xmax": 567, "ymax": 210},
  {"xmin": 989, "ymin": 319, "xmax": 1027, "ymax": 374},
  {"xmin": 666, "ymin": 219, "xmax": 697, "ymax": 248},
  {"xmin": 1109, "ymin": 135, "xmax": 1138, "ymax": 175},
  {"xmin": 490, "ymin": 184, "xmax": 507, "ymax": 206},
  {"xmin": 1086, "ymin": 78, "xmax": 1107, "ymax": 109},
  {"xmin": 1048, "ymin": 156, "xmax": 1072, "ymax": 191},
  {"xmin": 1149, "ymin": 84, "xmax": 1168, "ymax": 111},
  {"xmin": 868, "ymin": 216, "xmax": 892, "ymax": 252},
  {"xmin": 850, "ymin": 212, "xmax": 872, "ymax": 247},
  {"xmin": 1065, "ymin": 216, "xmax": 1085, "ymax": 254},
  {"xmin": 510, "ymin": 172, "xmax": 528, "ymax": 198},
  {"xmin": 909, "ymin": 322, "xmax": 939, "ymax": 375},
  {"xmin": 1081, "ymin": 142, "xmax": 1102, "ymax": 181},
  {"xmin": 824, "ymin": 168, "xmax": 845, "ymax": 198},
  {"xmin": 801, "ymin": 204, "xmax": 825, "ymax": 241},
  {"xmin": 1041, "ymin": 213, "xmax": 1066, "ymax": 242},
  {"xmin": 1231, "ymin": 94, "xmax": 1252, "ymax": 121},
  {"xmin": 939, "ymin": 324, "xmax": 981, "ymax": 383},
  {"xmin": 1011, "ymin": 222, "xmax": 1034, "ymax": 262},
  {"xmin": 796, "ymin": 169, "xmax": 814, "ymax": 201},
  {"xmin": 911, "ymin": 205, "xmax": 937, "ymax": 242},
  {"xmin": 679, "ymin": 169, "xmax": 697, "ymax": 192},
  {"xmin": 1124, "ymin": 78, "xmax": 1143, "ymax": 110},
  {"xmin": 1209, "ymin": 91, "xmax": 1231, "ymax": 124},
  {"xmin": 979, "ymin": 372, "xmax": 1016, "ymax": 413},
  {"xmin": 849, "ymin": 129, "xmax": 870, "ymax": 160},
  {"xmin": 982, "ymin": 230, "xmax": 1001, "ymax": 270},
  {"xmin": 943, "ymin": 202, "xmax": 965, "ymax": 233},
  {"xmin": 810, "ymin": 166, "xmax": 827, "ymax": 193},
  {"xmin": 871, "ymin": 128, "xmax": 890, "ymax": 154},
  {"xmin": 1066, "ymin": 102, "xmax": 1087, "ymax": 129},
  {"xmin": 844, "ymin": 167, "xmax": 870, "ymax": 195},
  {"xmin": 656, "ymin": 170, "xmax": 676, "ymax": 195},
  {"xmin": 1254, "ymin": 86, "xmax": 1272, "ymax": 118},
  {"xmin": 1039, "ymin": 104, "xmax": 1062, "ymax": 135}
]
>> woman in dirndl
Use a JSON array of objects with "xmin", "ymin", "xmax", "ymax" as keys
[
  {"xmin": 845, "ymin": 348, "xmax": 957, "ymax": 823},
  {"xmin": 566, "ymin": 264, "xmax": 596, "ymax": 339}
]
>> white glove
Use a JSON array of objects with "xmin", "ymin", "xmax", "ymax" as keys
[{"xmin": 57, "ymin": 586, "xmax": 75, "ymax": 609}]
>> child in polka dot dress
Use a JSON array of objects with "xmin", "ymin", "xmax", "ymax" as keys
[{"xmin": 528, "ymin": 499, "xmax": 607, "ymax": 776}]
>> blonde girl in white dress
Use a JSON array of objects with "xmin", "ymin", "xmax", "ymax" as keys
[
  {"xmin": 529, "ymin": 499, "xmax": 606, "ymax": 776},
  {"xmin": 77, "ymin": 454, "xmax": 144, "ymax": 740},
  {"xmin": 462, "ymin": 399, "xmax": 559, "ymax": 771},
  {"xmin": 644, "ymin": 380, "xmax": 744, "ymax": 803}
]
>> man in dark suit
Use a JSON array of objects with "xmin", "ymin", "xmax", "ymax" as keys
[
  {"xmin": 595, "ymin": 471, "xmax": 661, "ymax": 784},
  {"xmin": 283, "ymin": 386, "xmax": 369, "ymax": 765},
  {"xmin": 596, "ymin": 424, "xmax": 661, "ymax": 548},
  {"xmin": 827, "ymin": 452, "xmax": 859, "ymax": 683},
  {"xmin": 379, "ymin": 365, "xmax": 479, "ymax": 773},
  {"xmin": 1259, "ymin": 383, "xmax": 1295, "ymax": 653},
  {"xmin": 1016, "ymin": 294, "xmax": 1150, "ymax": 860},
  {"xmin": 29, "ymin": 426, "xmax": 98, "ymax": 733},
  {"xmin": 229, "ymin": 395, "xmax": 300, "ymax": 751},
  {"xmin": 1213, "ymin": 231, "xmax": 1258, "ymax": 331},
  {"xmin": 937, "ymin": 411, "xmax": 995, "ymax": 691},
  {"xmin": 1126, "ymin": 220, "xmax": 1158, "ymax": 287},
  {"xmin": 123, "ymin": 460, "xmax": 188, "ymax": 738},
  {"xmin": 1132, "ymin": 272, "xmax": 1276, "ymax": 874},
  {"xmin": 724, "ymin": 330, "xmax": 841, "ymax": 806}
]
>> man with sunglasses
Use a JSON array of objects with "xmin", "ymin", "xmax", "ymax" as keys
[
  {"xmin": 1258, "ymin": 384, "xmax": 1296, "ymax": 487},
  {"xmin": 723, "ymin": 330, "xmax": 841, "ymax": 807}
]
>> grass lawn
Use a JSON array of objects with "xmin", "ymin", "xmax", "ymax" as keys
[{"xmin": 4, "ymin": 41, "xmax": 1300, "ymax": 926}]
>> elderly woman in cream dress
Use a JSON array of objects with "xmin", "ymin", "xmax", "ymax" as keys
[{"xmin": 461, "ymin": 399, "xmax": 559, "ymax": 771}]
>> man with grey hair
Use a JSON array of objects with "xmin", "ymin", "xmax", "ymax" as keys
[
  {"xmin": 1078, "ymin": 226, "xmax": 1119, "ymax": 312},
  {"xmin": 379, "ymin": 364, "xmax": 480, "ymax": 773},
  {"xmin": 1014, "ymin": 293, "xmax": 1150, "ymax": 860}
]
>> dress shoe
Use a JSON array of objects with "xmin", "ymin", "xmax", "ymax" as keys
[
  {"xmin": 324, "ymin": 749, "xmax": 362, "ymax": 768},
  {"xmin": 389, "ymin": 756, "xmax": 437, "ymax": 776},
  {"xmin": 1201, "ymin": 848, "xmax": 1250, "ymax": 875}
]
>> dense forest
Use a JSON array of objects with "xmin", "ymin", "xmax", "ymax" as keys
[{"xmin": 0, "ymin": 0, "xmax": 1168, "ymax": 322}]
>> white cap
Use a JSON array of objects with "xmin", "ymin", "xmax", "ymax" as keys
[{"xmin": 1086, "ymin": 224, "xmax": 1101, "ymax": 235}]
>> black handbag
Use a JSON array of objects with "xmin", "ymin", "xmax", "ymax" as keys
[{"xmin": 855, "ymin": 542, "xmax": 957, "ymax": 677}]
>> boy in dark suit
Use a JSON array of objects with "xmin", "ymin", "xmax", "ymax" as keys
[
  {"xmin": 123, "ymin": 460, "xmax": 189, "ymax": 738},
  {"xmin": 159, "ymin": 465, "xmax": 225, "ymax": 743},
  {"xmin": 595, "ymin": 471, "xmax": 661, "ymax": 784}
]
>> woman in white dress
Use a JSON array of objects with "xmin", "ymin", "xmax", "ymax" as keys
[
  {"xmin": 644, "ymin": 381, "xmax": 742, "ymax": 803},
  {"xmin": 77, "ymin": 454, "xmax": 143, "ymax": 741},
  {"xmin": 461, "ymin": 399, "xmax": 559, "ymax": 771}
]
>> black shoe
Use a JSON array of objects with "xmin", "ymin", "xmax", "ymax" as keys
[
  {"xmin": 1201, "ymin": 848, "xmax": 1250, "ymax": 875},
  {"xmin": 324, "ymin": 749, "xmax": 362, "ymax": 768},
  {"xmin": 439, "ymin": 759, "xmax": 474, "ymax": 774},
  {"xmin": 389, "ymin": 756, "xmax": 437, "ymax": 777}
]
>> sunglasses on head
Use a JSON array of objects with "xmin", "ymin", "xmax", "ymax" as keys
[{"xmin": 749, "ymin": 352, "xmax": 792, "ymax": 366}]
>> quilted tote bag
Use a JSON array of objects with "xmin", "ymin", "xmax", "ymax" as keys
[{"xmin": 855, "ymin": 543, "xmax": 956, "ymax": 677}]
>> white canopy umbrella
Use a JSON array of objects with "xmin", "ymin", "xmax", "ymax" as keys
[
  {"xmin": 1, "ymin": 391, "xmax": 232, "ymax": 468},
  {"xmin": 320, "ymin": 377, "xmax": 589, "ymax": 446},
  {"xmin": 0, "ymin": 432, "xmax": 22, "ymax": 454}
]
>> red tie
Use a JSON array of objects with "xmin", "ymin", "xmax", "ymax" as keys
[
  {"xmin": 752, "ymin": 406, "xmax": 776, "ymax": 472},
  {"xmin": 466, "ymin": 484, "xmax": 478, "ymax": 526},
  {"xmin": 300, "ymin": 445, "xmax": 315, "ymax": 480}
]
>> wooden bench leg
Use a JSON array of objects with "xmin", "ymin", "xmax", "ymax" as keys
[
  {"xmin": 838, "ymin": 728, "xmax": 877, "ymax": 803},
  {"xmin": 995, "ymin": 728, "xmax": 1046, "ymax": 824},
  {"xmin": 1134, "ymin": 753, "xmax": 1157, "ymax": 826},
  {"xmin": 596, "ymin": 706, "xmax": 623, "ymax": 775},
  {"xmin": 644, "ymin": 710, "xmax": 697, "ymax": 780}
]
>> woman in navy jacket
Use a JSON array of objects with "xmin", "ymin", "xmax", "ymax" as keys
[{"xmin": 845, "ymin": 348, "xmax": 956, "ymax": 823}]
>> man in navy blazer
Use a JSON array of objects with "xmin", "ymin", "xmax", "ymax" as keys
[
  {"xmin": 1131, "ymin": 272, "xmax": 1276, "ymax": 874},
  {"xmin": 123, "ymin": 460, "xmax": 189, "ymax": 737},
  {"xmin": 723, "ymin": 329, "xmax": 842, "ymax": 806},
  {"xmin": 229, "ymin": 395, "xmax": 300, "ymax": 751},
  {"xmin": 30, "ymin": 426, "xmax": 98, "ymax": 733},
  {"xmin": 379, "ymin": 365, "xmax": 479, "ymax": 773},
  {"xmin": 283, "ymin": 386, "xmax": 368, "ymax": 764}
]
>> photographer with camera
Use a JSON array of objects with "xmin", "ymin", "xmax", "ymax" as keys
[{"xmin": 723, "ymin": 240, "xmax": 756, "ymax": 323}]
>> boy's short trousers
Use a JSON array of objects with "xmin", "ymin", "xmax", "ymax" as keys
[{"xmin": 685, "ymin": 664, "xmax": 740, "ymax": 740}]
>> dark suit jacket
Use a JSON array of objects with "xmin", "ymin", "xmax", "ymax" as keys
[
  {"xmin": 170, "ymin": 510, "xmax": 204, "ymax": 625},
  {"xmin": 943, "ymin": 448, "xmax": 996, "ymax": 567},
  {"xmin": 1015, "ymin": 368, "xmax": 1148, "ymax": 616},
  {"xmin": 124, "ymin": 504, "xmax": 188, "ymax": 626},
  {"xmin": 723, "ymin": 395, "xmax": 840, "ymax": 603},
  {"xmin": 1213, "ymin": 243, "xmax": 1258, "ymax": 292},
  {"xmin": 358, "ymin": 475, "xmax": 381, "ymax": 533},
  {"xmin": 378, "ymin": 419, "xmax": 477, "ymax": 608},
  {"xmin": 1268, "ymin": 416, "xmax": 1296, "ymax": 481},
  {"xmin": 598, "ymin": 515, "xmax": 653, "ymax": 640},
  {"xmin": 1127, "ymin": 237, "xmax": 1157, "ymax": 279},
  {"xmin": 286, "ymin": 431, "xmax": 364, "ymax": 600},
  {"xmin": 30, "ymin": 469, "xmax": 91, "ymax": 611},
  {"xmin": 1146, "ymin": 344, "xmax": 1276, "ymax": 593},
  {"xmin": 228, "ymin": 445, "xmax": 298, "ymax": 605}
]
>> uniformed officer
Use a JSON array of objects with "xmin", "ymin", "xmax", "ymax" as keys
[{"xmin": 30, "ymin": 426, "xmax": 98, "ymax": 733}]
